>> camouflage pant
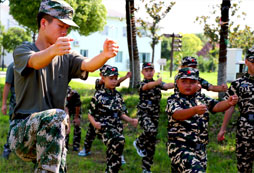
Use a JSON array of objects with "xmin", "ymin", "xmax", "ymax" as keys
[
  {"xmin": 136, "ymin": 109, "xmax": 159, "ymax": 171},
  {"xmin": 167, "ymin": 142, "xmax": 207, "ymax": 173},
  {"xmin": 96, "ymin": 126, "xmax": 125, "ymax": 173},
  {"xmin": 3, "ymin": 113, "xmax": 12, "ymax": 150},
  {"xmin": 9, "ymin": 109, "xmax": 68, "ymax": 173},
  {"xmin": 65, "ymin": 114, "xmax": 81, "ymax": 150},
  {"xmin": 83, "ymin": 123, "xmax": 96, "ymax": 153},
  {"xmin": 236, "ymin": 116, "xmax": 254, "ymax": 173}
]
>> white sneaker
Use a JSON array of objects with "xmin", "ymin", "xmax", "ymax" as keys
[
  {"xmin": 78, "ymin": 148, "xmax": 91, "ymax": 157},
  {"xmin": 133, "ymin": 140, "xmax": 146, "ymax": 157},
  {"xmin": 121, "ymin": 155, "xmax": 126, "ymax": 164}
]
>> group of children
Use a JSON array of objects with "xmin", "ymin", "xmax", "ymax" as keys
[{"xmin": 66, "ymin": 56, "xmax": 239, "ymax": 173}]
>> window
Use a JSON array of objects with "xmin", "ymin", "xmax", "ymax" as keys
[
  {"xmin": 122, "ymin": 27, "xmax": 127, "ymax": 37},
  {"xmin": 80, "ymin": 49, "xmax": 88, "ymax": 57},
  {"xmin": 115, "ymin": 51, "xmax": 123, "ymax": 63},
  {"xmin": 101, "ymin": 25, "xmax": 109, "ymax": 35},
  {"xmin": 139, "ymin": 53, "xmax": 151, "ymax": 63}
]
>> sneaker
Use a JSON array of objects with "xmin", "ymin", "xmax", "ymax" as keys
[
  {"xmin": 2, "ymin": 148, "xmax": 11, "ymax": 159},
  {"xmin": 78, "ymin": 148, "xmax": 91, "ymax": 157},
  {"xmin": 142, "ymin": 170, "xmax": 152, "ymax": 173},
  {"xmin": 73, "ymin": 147, "xmax": 79, "ymax": 152},
  {"xmin": 133, "ymin": 140, "xmax": 146, "ymax": 157},
  {"xmin": 121, "ymin": 155, "xmax": 126, "ymax": 165}
]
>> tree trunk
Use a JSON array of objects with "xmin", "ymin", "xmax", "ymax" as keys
[
  {"xmin": 151, "ymin": 41, "xmax": 155, "ymax": 63},
  {"xmin": 218, "ymin": 0, "xmax": 230, "ymax": 99},
  {"xmin": 126, "ymin": 0, "xmax": 140, "ymax": 89}
]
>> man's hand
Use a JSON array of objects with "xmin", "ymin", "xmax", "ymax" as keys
[
  {"xmin": 217, "ymin": 130, "xmax": 226, "ymax": 141},
  {"xmin": 227, "ymin": 95, "xmax": 238, "ymax": 106},
  {"xmin": 194, "ymin": 105, "xmax": 207, "ymax": 115},
  {"xmin": 130, "ymin": 118, "xmax": 138, "ymax": 127},
  {"xmin": 1, "ymin": 104, "xmax": 7, "ymax": 115},
  {"xmin": 102, "ymin": 39, "xmax": 119, "ymax": 59},
  {"xmin": 51, "ymin": 37, "xmax": 74, "ymax": 56}
]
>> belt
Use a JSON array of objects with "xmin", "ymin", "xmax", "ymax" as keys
[
  {"xmin": 170, "ymin": 140, "xmax": 206, "ymax": 150},
  {"xmin": 12, "ymin": 113, "xmax": 31, "ymax": 120},
  {"xmin": 242, "ymin": 113, "xmax": 254, "ymax": 121}
]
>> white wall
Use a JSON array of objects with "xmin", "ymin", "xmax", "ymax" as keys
[{"xmin": 226, "ymin": 48, "xmax": 243, "ymax": 82}]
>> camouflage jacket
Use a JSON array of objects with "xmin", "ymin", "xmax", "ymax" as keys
[
  {"xmin": 165, "ymin": 92, "xmax": 218, "ymax": 144},
  {"xmin": 89, "ymin": 88, "xmax": 128, "ymax": 128},
  {"xmin": 225, "ymin": 72, "xmax": 254, "ymax": 115},
  {"xmin": 137, "ymin": 79, "xmax": 165, "ymax": 112}
]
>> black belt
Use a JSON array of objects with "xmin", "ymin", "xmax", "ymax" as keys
[{"xmin": 12, "ymin": 113, "xmax": 31, "ymax": 120}]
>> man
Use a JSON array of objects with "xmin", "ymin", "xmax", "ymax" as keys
[
  {"xmin": 1, "ymin": 62, "xmax": 16, "ymax": 159},
  {"xmin": 9, "ymin": 0, "xmax": 118, "ymax": 172},
  {"xmin": 217, "ymin": 48, "xmax": 254, "ymax": 172}
]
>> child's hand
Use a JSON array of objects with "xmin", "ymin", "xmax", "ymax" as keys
[
  {"xmin": 194, "ymin": 105, "xmax": 207, "ymax": 115},
  {"xmin": 217, "ymin": 129, "xmax": 226, "ymax": 141},
  {"xmin": 227, "ymin": 95, "xmax": 238, "ymax": 106},
  {"xmin": 220, "ymin": 84, "xmax": 228, "ymax": 92},
  {"xmin": 130, "ymin": 118, "xmax": 138, "ymax": 127},
  {"xmin": 94, "ymin": 122, "xmax": 102, "ymax": 130},
  {"xmin": 156, "ymin": 78, "xmax": 162, "ymax": 85},
  {"xmin": 126, "ymin": 72, "xmax": 132, "ymax": 78}
]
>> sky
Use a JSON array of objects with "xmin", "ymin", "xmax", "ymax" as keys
[{"xmin": 103, "ymin": 0, "xmax": 254, "ymax": 34}]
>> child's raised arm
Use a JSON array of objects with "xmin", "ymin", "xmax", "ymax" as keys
[
  {"xmin": 212, "ymin": 95, "xmax": 238, "ymax": 112},
  {"xmin": 120, "ymin": 114, "xmax": 138, "ymax": 127},
  {"xmin": 172, "ymin": 105, "xmax": 207, "ymax": 121},
  {"xmin": 142, "ymin": 78, "xmax": 162, "ymax": 91}
]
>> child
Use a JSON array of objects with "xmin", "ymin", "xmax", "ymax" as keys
[
  {"xmin": 78, "ymin": 65, "xmax": 131, "ymax": 165},
  {"xmin": 133, "ymin": 62, "xmax": 174, "ymax": 173},
  {"xmin": 165, "ymin": 67, "xmax": 238, "ymax": 172},
  {"xmin": 88, "ymin": 66, "xmax": 138, "ymax": 173},
  {"xmin": 181, "ymin": 56, "xmax": 228, "ymax": 92}
]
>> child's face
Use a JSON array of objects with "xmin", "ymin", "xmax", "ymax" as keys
[
  {"xmin": 142, "ymin": 68, "xmax": 155, "ymax": 80},
  {"xmin": 103, "ymin": 75, "xmax": 118, "ymax": 89},
  {"xmin": 246, "ymin": 59, "xmax": 254, "ymax": 75},
  {"xmin": 176, "ymin": 78, "xmax": 199, "ymax": 95},
  {"xmin": 181, "ymin": 65, "xmax": 197, "ymax": 69}
]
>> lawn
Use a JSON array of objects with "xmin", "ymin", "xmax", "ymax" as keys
[{"xmin": 0, "ymin": 74, "xmax": 239, "ymax": 172}]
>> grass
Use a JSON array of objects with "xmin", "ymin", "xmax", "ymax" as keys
[{"xmin": 0, "ymin": 76, "xmax": 239, "ymax": 172}]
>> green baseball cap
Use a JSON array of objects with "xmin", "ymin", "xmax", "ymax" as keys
[
  {"xmin": 39, "ymin": 0, "xmax": 78, "ymax": 27},
  {"xmin": 142, "ymin": 62, "xmax": 154, "ymax": 69},
  {"xmin": 102, "ymin": 66, "xmax": 119, "ymax": 77},
  {"xmin": 181, "ymin": 56, "xmax": 198, "ymax": 67},
  {"xmin": 100, "ymin": 64, "xmax": 112, "ymax": 73},
  {"xmin": 176, "ymin": 67, "xmax": 199, "ymax": 80},
  {"xmin": 246, "ymin": 48, "xmax": 254, "ymax": 63}
]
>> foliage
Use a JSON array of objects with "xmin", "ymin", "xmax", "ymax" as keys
[
  {"xmin": 8, "ymin": 0, "xmax": 107, "ymax": 37},
  {"xmin": 195, "ymin": 0, "xmax": 253, "ymax": 55},
  {"xmin": 161, "ymin": 37, "xmax": 171, "ymax": 60},
  {"xmin": 136, "ymin": 0, "xmax": 176, "ymax": 63},
  {"xmin": 0, "ymin": 21, "xmax": 4, "ymax": 55},
  {"xmin": 2, "ymin": 27, "xmax": 32, "ymax": 53}
]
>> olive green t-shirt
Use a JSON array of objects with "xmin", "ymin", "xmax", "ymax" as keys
[{"xmin": 13, "ymin": 42, "xmax": 88, "ymax": 118}]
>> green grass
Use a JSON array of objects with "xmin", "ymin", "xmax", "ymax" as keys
[{"xmin": 0, "ymin": 77, "xmax": 238, "ymax": 172}]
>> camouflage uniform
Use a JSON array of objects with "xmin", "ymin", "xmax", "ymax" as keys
[
  {"xmin": 89, "ymin": 67, "xmax": 127, "ymax": 173},
  {"xmin": 135, "ymin": 62, "xmax": 166, "ymax": 171},
  {"xmin": 165, "ymin": 67, "xmax": 218, "ymax": 172},
  {"xmin": 225, "ymin": 74, "xmax": 254, "ymax": 172},
  {"xmin": 65, "ymin": 87, "xmax": 82, "ymax": 151},
  {"xmin": 83, "ymin": 65, "xmax": 111, "ymax": 154}
]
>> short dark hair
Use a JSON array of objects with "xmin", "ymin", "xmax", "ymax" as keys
[{"xmin": 37, "ymin": 12, "xmax": 54, "ymax": 30}]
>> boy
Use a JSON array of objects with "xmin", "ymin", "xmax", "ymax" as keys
[
  {"xmin": 88, "ymin": 66, "xmax": 138, "ymax": 173},
  {"xmin": 133, "ymin": 62, "xmax": 174, "ymax": 173},
  {"xmin": 65, "ymin": 86, "xmax": 82, "ymax": 151},
  {"xmin": 217, "ymin": 48, "xmax": 254, "ymax": 172},
  {"xmin": 165, "ymin": 67, "xmax": 238, "ymax": 172},
  {"xmin": 78, "ymin": 65, "xmax": 131, "ymax": 164},
  {"xmin": 181, "ymin": 56, "xmax": 228, "ymax": 92}
]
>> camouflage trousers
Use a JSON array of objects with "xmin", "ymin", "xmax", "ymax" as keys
[
  {"xmin": 65, "ymin": 114, "xmax": 81, "ymax": 150},
  {"xmin": 83, "ymin": 123, "xmax": 96, "ymax": 153},
  {"xmin": 236, "ymin": 116, "xmax": 254, "ymax": 173},
  {"xmin": 136, "ymin": 109, "xmax": 159, "ymax": 171},
  {"xmin": 3, "ymin": 113, "xmax": 12, "ymax": 150},
  {"xmin": 167, "ymin": 141, "xmax": 207, "ymax": 173},
  {"xmin": 9, "ymin": 109, "xmax": 68, "ymax": 173},
  {"xmin": 96, "ymin": 125, "xmax": 125, "ymax": 173}
]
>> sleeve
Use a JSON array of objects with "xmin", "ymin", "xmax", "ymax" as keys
[
  {"xmin": 5, "ymin": 63, "xmax": 14, "ymax": 84},
  {"xmin": 165, "ymin": 97, "xmax": 183, "ymax": 115},
  {"xmin": 224, "ymin": 82, "xmax": 237, "ymax": 100},
  {"xmin": 202, "ymin": 94, "xmax": 219, "ymax": 113},
  {"xmin": 160, "ymin": 81, "xmax": 167, "ymax": 90},
  {"xmin": 88, "ymin": 94, "xmax": 97, "ymax": 117},
  {"xmin": 13, "ymin": 43, "xmax": 34, "ymax": 76},
  {"xmin": 199, "ymin": 77, "xmax": 212, "ymax": 90},
  {"xmin": 69, "ymin": 51, "xmax": 89, "ymax": 80},
  {"xmin": 120, "ymin": 94, "xmax": 128, "ymax": 115},
  {"xmin": 138, "ymin": 81, "xmax": 145, "ymax": 93}
]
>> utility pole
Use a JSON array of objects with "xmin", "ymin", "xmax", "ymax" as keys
[{"xmin": 164, "ymin": 33, "xmax": 182, "ymax": 77}]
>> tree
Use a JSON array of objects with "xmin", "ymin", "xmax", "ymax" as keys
[
  {"xmin": 2, "ymin": 27, "xmax": 32, "ymax": 53},
  {"xmin": 0, "ymin": 21, "xmax": 4, "ymax": 55},
  {"xmin": 126, "ymin": 0, "xmax": 140, "ymax": 88},
  {"xmin": 9, "ymin": 0, "xmax": 107, "ymax": 42},
  {"xmin": 137, "ymin": 0, "xmax": 175, "ymax": 63}
]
